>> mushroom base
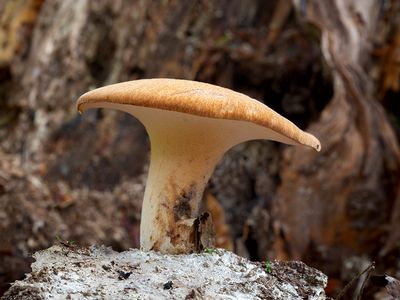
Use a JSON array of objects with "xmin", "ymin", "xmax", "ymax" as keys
[{"xmin": 146, "ymin": 213, "xmax": 215, "ymax": 254}]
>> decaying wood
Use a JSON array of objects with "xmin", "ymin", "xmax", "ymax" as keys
[
  {"xmin": 2, "ymin": 245, "xmax": 328, "ymax": 300},
  {"xmin": 274, "ymin": 0, "xmax": 400, "ymax": 278}
]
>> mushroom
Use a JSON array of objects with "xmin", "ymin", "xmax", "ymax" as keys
[{"xmin": 76, "ymin": 78, "xmax": 321, "ymax": 254}]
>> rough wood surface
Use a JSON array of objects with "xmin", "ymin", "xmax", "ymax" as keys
[
  {"xmin": 273, "ymin": 0, "xmax": 400, "ymax": 272},
  {"xmin": 2, "ymin": 245, "xmax": 327, "ymax": 300}
]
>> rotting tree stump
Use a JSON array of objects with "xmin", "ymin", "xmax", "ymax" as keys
[{"xmin": 2, "ymin": 245, "xmax": 328, "ymax": 300}]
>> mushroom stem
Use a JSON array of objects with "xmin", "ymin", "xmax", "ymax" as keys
[
  {"xmin": 139, "ymin": 109, "xmax": 238, "ymax": 253},
  {"xmin": 140, "ymin": 130, "xmax": 224, "ymax": 253}
]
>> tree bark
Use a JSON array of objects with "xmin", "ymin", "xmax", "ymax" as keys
[{"xmin": 273, "ymin": 0, "xmax": 400, "ymax": 287}]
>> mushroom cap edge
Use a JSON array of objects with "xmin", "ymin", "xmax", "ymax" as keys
[{"xmin": 76, "ymin": 78, "xmax": 321, "ymax": 152}]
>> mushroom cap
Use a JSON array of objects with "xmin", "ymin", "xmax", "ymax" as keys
[{"xmin": 77, "ymin": 78, "xmax": 321, "ymax": 151}]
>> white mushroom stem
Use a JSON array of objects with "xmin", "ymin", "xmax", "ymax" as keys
[{"xmin": 141, "ymin": 123, "xmax": 226, "ymax": 253}]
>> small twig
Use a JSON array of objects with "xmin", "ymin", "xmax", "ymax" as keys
[
  {"xmin": 357, "ymin": 262, "xmax": 375, "ymax": 300},
  {"xmin": 266, "ymin": 0, "xmax": 292, "ymax": 46},
  {"xmin": 55, "ymin": 234, "xmax": 76, "ymax": 248},
  {"xmin": 335, "ymin": 261, "xmax": 375, "ymax": 300}
]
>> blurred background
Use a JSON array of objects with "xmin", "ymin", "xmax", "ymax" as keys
[{"xmin": 0, "ymin": 0, "xmax": 399, "ymax": 298}]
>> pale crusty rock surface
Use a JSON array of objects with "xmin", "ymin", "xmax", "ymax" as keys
[{"xmin": 2, "ymin": 245, "xmax": 327, "ymax": 300}]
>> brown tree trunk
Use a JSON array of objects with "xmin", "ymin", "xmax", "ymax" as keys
[{"xmin": 273, "ymin": 0, "xmax": 400, "ymax": 292}]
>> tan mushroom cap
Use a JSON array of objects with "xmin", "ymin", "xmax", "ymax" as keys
[{"xmin": 77, "ymin": 78, "xmax": 321, "ymax": 151}]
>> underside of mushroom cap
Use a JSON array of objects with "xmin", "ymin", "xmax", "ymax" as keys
[{"xmin": 77, "ymin": 78, "xmax": 321, "ymax": 151}]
